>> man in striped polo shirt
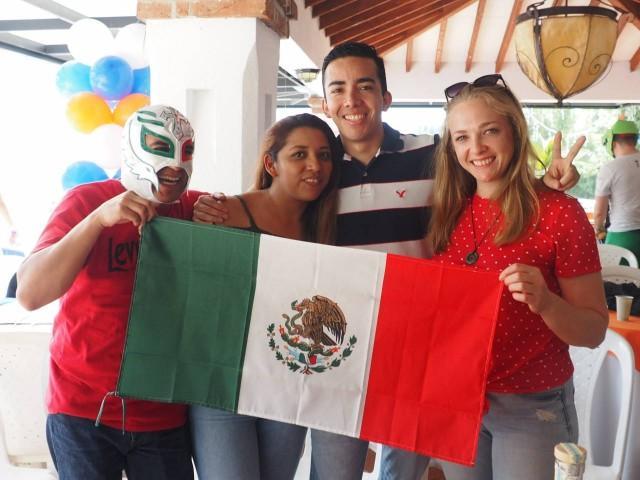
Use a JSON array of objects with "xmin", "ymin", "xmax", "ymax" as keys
[{"xmin": 316, "ymin": 40, "xmax": 438, "ymax": 480}]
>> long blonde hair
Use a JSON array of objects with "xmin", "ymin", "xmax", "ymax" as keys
[
  {"xmin": 253, "ymin": 114, "xmax": 339, "ymax": 245},
  {"xmin": 429, "ymin": 85, "xmax": 541, "ymax": 253}
]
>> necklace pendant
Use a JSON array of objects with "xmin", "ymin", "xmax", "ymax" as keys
[{"xmin": 465, "ymin": 250, "xmax": 479, "ymax": 265}]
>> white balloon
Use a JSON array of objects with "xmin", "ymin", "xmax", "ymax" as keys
[
  {"xmin": 88, "ymin": 123, "xmax": 124, "ymax": 170},
  {"xmin": 67, "ymin": 19, "xmax": 115, "ymax": 65},
  {"xmin": 115, "ymin": 23, "xmax": 148, "ymax": 69}
]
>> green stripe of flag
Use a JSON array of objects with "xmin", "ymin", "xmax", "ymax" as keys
[{"xmin": 117, "ymin": 218, "xmax": 260, "ymax": 410}]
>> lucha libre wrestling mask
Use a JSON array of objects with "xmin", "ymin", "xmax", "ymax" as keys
[{"xmin": 121, "ymin": 105, "xmax": 195, "ymax": 203}]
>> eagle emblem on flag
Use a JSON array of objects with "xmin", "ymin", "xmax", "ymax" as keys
[{"xmin": 267, "ymin": 295, "xmax": 357, "ymax": 375}]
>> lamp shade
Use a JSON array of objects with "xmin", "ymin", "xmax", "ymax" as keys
[
  {"xmin": 295, "ymin": 68, "xmax": 320, "ymax": 83},
  {"xmin": 514, "ymin": 5, "xmax": 617, "ymax": 103}
]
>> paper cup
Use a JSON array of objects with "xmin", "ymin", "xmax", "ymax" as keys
[{"xmin": 616, "ymin": 295, "xmax": 633, "ymax": 321}]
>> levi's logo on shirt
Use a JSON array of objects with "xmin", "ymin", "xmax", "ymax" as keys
[{"xmin": 108, "ymin": 237, "xmax": 139, "ymax": 272}]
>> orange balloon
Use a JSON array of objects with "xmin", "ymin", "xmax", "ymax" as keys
[
  {"xmin": 113, "ymin": 93, "xmax": 151, "ymax": 126},
  {"xmin": 66, "ymin": 93, "xmax": 113, "ymax": 133}
]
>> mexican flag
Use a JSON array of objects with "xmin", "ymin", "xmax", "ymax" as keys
[{"xmin": 117, "ymin": 217, "xmax": 502, "ymax": 465}]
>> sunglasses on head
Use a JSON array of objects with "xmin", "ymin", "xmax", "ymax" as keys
[{"xmin": 444, "ymin": 74, "xmax": 508, "ymax": 102}]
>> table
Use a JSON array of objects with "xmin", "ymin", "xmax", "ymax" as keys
[{"xmin": 608, "ymin": 312, "xmax": 640, "ymax": 480}]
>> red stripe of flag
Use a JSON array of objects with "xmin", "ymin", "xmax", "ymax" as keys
[{"xmin": 359, "ymin": 257, "xmax": 502, "ymax": 465}]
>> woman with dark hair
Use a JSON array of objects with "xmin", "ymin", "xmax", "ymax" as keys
[
  {"xmin": 190, "ymin": 113, "xmax": 340, "ymax": 479},
  {"xmin": 429, "ymin": 75, "xmax": 608, "ymax": 479}
]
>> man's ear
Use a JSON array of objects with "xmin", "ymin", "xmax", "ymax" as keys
[
  {"xmin": 322, "ymin": 98, "xmax": 331, "ymax": 118},
  {"xmin": 264, "ymin": 153, "xmax": 278, "ymax": 177},
  {"xmin": 382, "ymin": 91, "xmax": 393, "ymax": 111}
]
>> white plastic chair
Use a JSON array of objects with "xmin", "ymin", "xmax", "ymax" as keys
[
  {"xmin": 570, "ymin": 330, "xmax": 635, "ymax": 480},
  {"xmin": 602, "ymin": 265, "xmax": 640, "ymax": 287},
  {"xmin": 0, "ymin": 329, "xmax": 56, "ymax": 479},
  {"xmin": 598, "ymin": 244, "xmax": 639, "ymax": 268}
]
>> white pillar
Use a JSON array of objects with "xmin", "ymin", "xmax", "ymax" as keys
[{"xmin": 145, "ymin": 17, "xmax": 280, "ymax": 194}]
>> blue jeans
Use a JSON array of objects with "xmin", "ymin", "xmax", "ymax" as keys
[
  {"xmin": 190, "ymin": 406, "xmax": 306, "ymax": 480},
  {"xmin": 441, "ymin": 380, "xmax": 578, "ymax": 480},
  {"xmin": 46, "ymin": 413, "xmax": 193, "ymax": 480},
  {"xmin": 309, "ymin": 429, "xmax": 369, "ymax": 480},
  {"xmin": 378, "ymin": 445, "xmax": 431, "ymax": 480}
]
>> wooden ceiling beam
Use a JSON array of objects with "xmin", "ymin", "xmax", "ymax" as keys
[
  {"xmin": 320, "ymin": 0, "xmax": 396, "ymax": 31},
  {"xmin": 631, "ymin": 46, "xmax": 640, "ymax": 71},
  {"xmin": 329, "ymin": 6, "xmax": 434, "ymax": 45},
  {"xmin": 312, "ymin": 0, "xmax": 358, "ymax": 18},
  {"xmin": 322, "ymin": 0, "xmax": 453, "ymax": 35},
  {"xmin": 329, "ymin": 0, "xmax": 466, "ymax": 45},
  {"xmin": 374, "ymin": 0, "xmax": 477, "ymax": 56},
  {"xmin": 609, "ymin": 0, "xmax": 640, "ymax": 19},
  {"xmin": 435, "ymin": 20, "xmax": 447, "ymax": 73},
  {"xmin": 618, "ymin": 0, "xmax": 640, "ymax": 18},
  {"xmin": 618, "ymin": 12, "xmax": 633, "ymax": 35},
  {"xmin": 495, "ymin": 0, "xmax": 524, "ymax": 72},
  {"xmin": 406, "ymin": 38, "xmax": 414, "ymax": 72},
  {"xmin": 465, "ymin": 0, "xmax": 486, "ymax": 72},
  {"xmin": 354, "ymin": 11, "xmax": 440, "ymax": 47}
]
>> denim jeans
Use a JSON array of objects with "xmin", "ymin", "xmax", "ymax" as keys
[
  {"xmin": 46, "ymin": 413, "xmax": 193, "ymax": 480},
  {"xmin": 190, "ymin": 406, "xmax": 307, "ymax": 480},
  {"xmin": 378, "ymin": 445, "xmax": 431, "ymax": 480},
  {"xmin": 309, "ymin": 429, "xmax": 369, "ymax": 480},
  {"xmin": 441, "ymin": 380, "xmax": 578, "ymax": 480}
]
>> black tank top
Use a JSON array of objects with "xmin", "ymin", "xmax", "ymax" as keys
[{"xmin": 235, "ymin": 195, "xmax": 271, "ymax": 235}]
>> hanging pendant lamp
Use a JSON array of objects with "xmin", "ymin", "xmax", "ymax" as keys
[{"xmin": 514, "ymin": 1, "xmax": 618, "ymax": 104}]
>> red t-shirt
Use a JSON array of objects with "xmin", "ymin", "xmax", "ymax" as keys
[
  {"xmin": 432, "ymin": 189, "xmax": 600, "ymax": 393},
  {"xmin": 33, "ymin": 180, "xmax": 202, "ymax": 431}
]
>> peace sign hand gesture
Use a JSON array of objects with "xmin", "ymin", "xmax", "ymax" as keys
[{"xmin": 542, "ymin": 131, "xmax": 584, "ymax": 191}]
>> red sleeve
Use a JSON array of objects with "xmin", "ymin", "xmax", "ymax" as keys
[
  {"xmin": 33, "ymin": 186, "xmax": 104, "ymax": 253},
  {"xmin": 550, "ymin": 195, "xmax": 601, "ymax": 278}
]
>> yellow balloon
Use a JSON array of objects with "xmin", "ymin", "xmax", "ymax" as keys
[
  {"xmin": 66, "ymin": 93, "xmax": 113, "ymax": 133},
  {"xmin": 113, "ymin": 93, "xmax": 151, "ymax": 126}
]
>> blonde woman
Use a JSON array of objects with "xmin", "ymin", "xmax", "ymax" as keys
[{"xmin": 428, "ymin": 75, "xmax": 608, "ymax": 480}]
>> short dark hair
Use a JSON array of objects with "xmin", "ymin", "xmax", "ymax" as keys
[
  {"xmin": 321, "ymin": 42, "xmax": 388, "ymax": 96},
  {"xmin": 613, "ymin": 133, "xmax": 639, "ymax": 147}
]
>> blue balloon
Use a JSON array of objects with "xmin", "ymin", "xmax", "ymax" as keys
[
  {"xmin": 62, "ymin": 161, "xmax": 108, "ymax": 190},
  {"xmin": 56, "ymin": 61, "xmax": 91, "ymax": 97},
  {"xmin": 90, "ymin": 56, "xmax": 134, "ymax": 101},
  {"xmin": 112, "ymin": 168, "xmax": 121, "ymax": 180},
  {"xmin": 131, "ymin": 67, "xmax": 150, "ymax": 96}
]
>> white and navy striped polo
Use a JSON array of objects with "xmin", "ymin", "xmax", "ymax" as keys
[{"xmin": 336, "ymin": 123, "xmax": 438, "ymax": 258}]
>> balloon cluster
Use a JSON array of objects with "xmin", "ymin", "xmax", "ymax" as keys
[{"xmin": 57, "ymin": 19, "xmax": 151, "ymax": 187}]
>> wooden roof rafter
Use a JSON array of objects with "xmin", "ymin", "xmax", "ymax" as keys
[
  {"xmin": 374, "ymin": 0, "xmax": 477, "ymax": 56},
  {"xmin": 319, "ymin": 0, "xmax": 395, "ymax": 31},
  {"xmin": 353, "ymin": 11, "xmax": 442, "ymax": 47},
  {"xmin": 323, "ymin": 0, "xmax": 434, "ymax": 38},
  {"xmin": 435, "ymin": 19, "xmax": 447, "ymax": 73},
  {"xmin": 311, "ymin": 0, "xmax": 359, "ymax": 18},
  {"xmin": 466, "ymin": 0, "xmax": 486, "ymax": 72},
  {"xmin": 329, "ymin": 4, "xmax": 442, "ymax": 45},
  {"xmin": 609, "ymin": 0, "xmax": 640, "ymax": 72},
  {"xmin": 495, "ymin": 0, "xmax": 524, "ymax": 73},
  {"xmin": 406, "ymin": 39, "xmax": 414, "ymax": 72}
]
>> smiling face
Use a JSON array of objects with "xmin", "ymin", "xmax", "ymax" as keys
[
  {"xmin": 447, "ymin": 98, "xmax": 515, "ymax": 198},
  {"xmin": 121, "ymin": 104, "xmax": 195, "ymax": 203},
  {"xmin": 322, "ymin": 56, "xmax": 392, "ymax": 152},
  {"xmin": 268, "ymin": 127, "xmax": 333, "ymax": 202},
  {"xmin": 148, "ymin": 135, "xmax": 194, "ymax": 203}
]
